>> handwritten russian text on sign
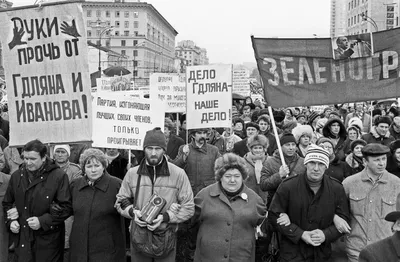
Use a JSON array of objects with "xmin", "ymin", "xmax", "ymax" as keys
[
  {"xmin": 150, "ymin": 73, "xmax": 186, "ymax": 113},
  {"xmin": 233, "ymin": 69, "xmax": 250, "ymax": 97},
  {"xmin": 92, "ymin": 92, "xmax": 164, "ymax": 150},
  {"xmin": 186, "ymin": 65, "xmax": 232, "ymax": 129},
  {"xmin": 0, "ymin": 3, "xmax": 92, "ymax": 146},
  {"xmin": 251, "ymin": 29, "xmax": 400, "ymax": 107}
]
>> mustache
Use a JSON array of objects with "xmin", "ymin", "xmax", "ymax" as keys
[{"xmin": 199, "ymin": 137, "xmax": 206, "ymax": 143}]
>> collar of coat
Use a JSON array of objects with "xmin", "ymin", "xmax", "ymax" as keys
[
  {"xmin": 137, "ymin": 155, "xmax": 170, "ymax": 177},
  {"xmin": 392, "ymin": 232, "xmax": 400, "ymax": 257},
  {"xmin": 371, "ymin": 126, "xmax": 391, "ymax": 138},
  {"xmin": 190, "ymin": 140, "xmax": 208, "ymax": 154},
  {"xmin": 77, "ymin": 172, "xmax": 111, "ymax": 192},
  {"xmin": 360, "ymin": 169, "xmax": 389, "ymax": 184}
]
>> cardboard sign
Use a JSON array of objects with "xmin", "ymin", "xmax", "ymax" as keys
[{"xmin": 150, "ymin": 73, "xmax": 186, "ymax": 113}]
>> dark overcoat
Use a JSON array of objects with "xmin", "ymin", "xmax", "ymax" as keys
[
  {"xmin": 359, "ymin": 232, "xmax": 400, "ymax": 262},
  {"xmin": 0, "ymin": 173, "xmax": 10, "ymax": 262}
]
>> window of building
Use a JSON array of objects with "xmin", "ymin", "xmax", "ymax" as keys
[
  {"xmin": 121, "ymin": 40, "xmax": 126, "ymax": 46},
  {"xmin": 105, "ymin": 30, "xmax": 111, "ymax": 36},
  {"xmin": 121, "ymin": 50, "xmax": 126, "ymax": 55},
  {"xmin": 106, "ymin": 40, "xmax": 110, "ymax": 47},
  {"xmin": 133, "ymin": 40, "xmax": 138, "ymax": 46},
  {"xmin": 388, "ymin": 13, "xmax": 394, "ymax": 18},
  {"xmin": 133, "ymin": 50, "xmax": 138, "ymax": 56},
  {"xmin": 124, "ymin": 31, "xmax": 129, "ymax": 36},
  {"xmin": 87, "ymin": 30, "xmax": 92, "ymax": 37},
  {"xmin": 133, "ymin": 71, "xmax": 138, "ymax": 77},
  {"xmin": 115, "ymin": 31, "xmax": 120, "ymax": 36},
  {"xmin": 357, "ymin": 14, "xmax": 360, "ymax": 23},
  {"xmin": 351, "ymin": 17, "xmax": 353, "ymax": 25},
  {"xmin": 106, "ymin": 11, "xmax": 110, "ymax": 17},
  {"xmin": 87, "ymin": 10, "xmax": 92, "ymax": 17},
  {"xmin": 134, "ymin": 12, "xmax": 139, "ymax": 18},
  {"xmin": 96, "ymin": 10, "xmax": 101, "ymax": 17},
  {"xmin": 123, "ymin": 21, "xmax": 129, "ymax": 28},
  {"xmin": 115, "ymin": 21, "xmax": 120, "ymax": 28},
  {"xmin": 106, "ymin": 21, "xmax": 111, "ymax": 26},
  {"xmin": 134, "ymin": 31, "xmax": 138, "ymax": 36},
  {"xmin": 115, "ymin": 11, "xmax": 120, "ymax": 17},
  {"xmin": 87, "ymin": 21, "xmax": 91, "ymax": 27},
  {"xmin": 388, "ymin": 5, "xmax": 395, "ymax": 12},
  {"xmin": 96, "ymin": 40, "xmax": 100, "ymax": 45},
  {"xmin": 387, "ymin": 19, "xmax": 394, "ymax": 25},
  {"xmin": 125, "ymin": 11, "xmax": 129, "ymax": 18},
  {"xmin": 96, "ymin": 29, "xmax": 101, "ymax": 36},
  {"xmin": 134, "ymin": 21, "xmax": 139, "ymax": 28}
]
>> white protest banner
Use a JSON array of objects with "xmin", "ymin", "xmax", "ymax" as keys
[
  {"xmin": 96, "ymin": 77, "xmax": 111, "ymax": 91},
  {"xmin": 92, "ymin": 92, "xmax": 164, "ymax": 150},
  {"xmin": 150, "ymin": 73, "xmax": 186, "ymax": 113},
  {"xmin": 233, "ymin": 69, "xmax": 250, "ymax": 97},
  {"xmin": 186, "ymin": 65, "xmax": 232, "ymax": 129},
  {"xmin": 110, "ymin": 75, "xmax": 132, "ymax": 91},
  {"xmin": 0, "ymin": 2, "xmax": 92, "ymax": 146}
]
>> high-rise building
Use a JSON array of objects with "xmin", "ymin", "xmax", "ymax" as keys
[
  {"xmin": 331, "ymin": 0, "xmax": 400, "ymax": 36},
  {"xmin": 0, "ymin": 0, "xmax": 13, "ymax": 80},
  {"xmin": 175, "ymin": 40, "xmax": 209, "ymax": 67},
  {"xmin": 83, "ymin": 0, "xmax": 178, "ymax": 86}
]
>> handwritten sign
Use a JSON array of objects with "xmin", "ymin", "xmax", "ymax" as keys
[{"xmin": 150, "ymin": 73, "xmax": 186, "ymax": 113}]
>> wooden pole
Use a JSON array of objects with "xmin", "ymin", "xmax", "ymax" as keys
[{"xmin": 268, "ymin": 106, "xmax": 286, "ymax": 166}]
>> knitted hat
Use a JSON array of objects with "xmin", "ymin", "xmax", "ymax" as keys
[
  {"xmin": 54, "ymin": 145, "xmax": 70, "ymax": 156},
  {"xmin": 246, "ymin": 122, "xmax": 260, "ymax": 131},
  {"xmin": 143, "ymin": 127, "xmax": 167, "ymax": 150},
  {"xmin": 329, "ymin": 111, "xmax": 340, "ymax": 118},
  {"xmin": 296, "ymin": 114, "xmax": 306, "ymax": 120},
  {"xmin": 247, "ymin": 134, "xmax": 269, "ymax": 150},
  {"xmin": 280, "ymin": 132, "xmax": 296, "ymax": 145},
  {"xmin": 350, "ymin": 139, "xmax": 367, "ymax": 152},
  {"xmin": 308, "ymin": 111, "xmax": 320, "ymax": 125},
  {"xmin": 292, "ymin": 125, "xmax": 313, "ymax": 144},
  {"xmin": 304, "ymin": 145, "xmax": 330, "ymax": 168},
  {"xmin": 347, "ymin": 117, "xmax": 363, "ymax": 133},
  {"xmin": 374, "ymin": 116, "xmax": 392, "ymax": 126},
  {"xmin": 389, "ymin": 140, "xmax": 400, "ymax": 154},
  {"xmin": 316, "ymin": 137, "xmax": 334, "ymax": 148}
]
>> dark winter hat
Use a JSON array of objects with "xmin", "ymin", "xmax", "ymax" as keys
[
  {"xmin": 246, "ymin": 122, "xmax": 260, "ymax": 131},
  {"xmin": 308, "ymin": 111, "xmax": 320, "ymax": 125},
  {"xmin": 374, "ymin": 116, "xmax": 392, "ymax": 126},
  {"xmin": 372, "ymin": 108, "xmax": 382, "ymax": 117},
  {"xmin": 179, "ymin": 114, "xmax": 186, "ymax": 125},
  {"xmin": 316, "ymin": 137, "xmax": 334, "ymax": 148},
  {"xmin": 385, "ymin": 193, "xmax": 400, "ymax": 222},
  {"xmin": 350, "ymin": 139, "xmax": 367, "ymax": 152},
  {"xmin": 329, "ymin": 111, "xmax": 341, "ymax": 118},
  {"xmin": 273, "ymin": 110, "xmax": 286, "ymax": 123},
  {"xmin": 280, "ymin": 133, "xmax": 296, "ymax": 145},
  {"xmin": 361, "ymin": 143, "xmax": 390, "ymax": 157},
  {"xmin": 389, "ymin": 107, "xmax": 400, "ymax": 117},
  {"xmin": 389, "ymin": 140, "xmax": 400, "ymax": 154},
  {"xmin": 143, "ymin": 127, "xmax": 167, "ymax": 150}
]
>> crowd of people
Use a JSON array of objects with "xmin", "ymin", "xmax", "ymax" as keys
[{"xmin": 1, "ymin": 97, "xmax": 400, "ymax": 262}]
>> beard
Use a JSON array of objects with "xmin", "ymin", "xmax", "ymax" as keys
[
  {"xmin": 198, "ymin": 137, "xmax": 206, "ymax": 144},
  {"xmin": 146, "ymin": 154, "xmax": 163, "ymax": 166}
]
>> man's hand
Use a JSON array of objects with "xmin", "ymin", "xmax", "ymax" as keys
[
  {"xmin": 10, "ymin": 220, "xmax": 20, "ymax": 234},
  {"xmin": 119, "ymin": 197, "xmax": 133, "ymax": 210},
  {"xmin": 26, "ymin": 217, "xmax": 41, "ymax": 230},
  {"xmin": 278, "ymin": 165, "xmax": 290, "ymax": 178},
  {"xmin": 147, "ymin": 214, "xmax": 163, "ymax": 231},
  {"xmin": 301, "ymin": 231, "xmax": 321, "ymax": 246},
  {"xmin": 182, "ymin": 144, "xmax": 190, "ymax": 161},
  {"xmin": 133, "ymin": 209, "xmax": 147, "ymax": 227},
  {"xmin": 7, "ymin": 207, "xmax": 19, "ymax": 220},
  {"xmin": 333, "ymin": 214, "xmax": 351, "ymax": 234},
  {"xmin": 310, "ymin": 229, "xmax": 326, "ymax": 245},
  {"xmin": 169, "ymin": 203, "xmax": 181, "ymax": 214},
  {"xmin": 277, "ymin": 213, "xmax": 291, "ymax": 226}
]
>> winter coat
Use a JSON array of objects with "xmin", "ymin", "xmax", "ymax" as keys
[
  {"xmin": 166, "ymin": 134, "xmax": 185, "ymax": 160},
  {"xmin": 2, "ymin": 158, "xmax": 72, "ymax": 262},
  {"xmin": 361, "ymin": 126, "xmax": 395, "ymax": 146},
  {"xmin": 69, "ymin": 173, "xmax": 125, "ymax": 262},
  {"xmin": 3, "ymin": 146, "xmax": 23, "ymax": 175},
  {"xmin": 322, "ymin": 118, "xmax": 347, "ymax": 161},
  {"xmin": 193, "ymin": 182, "xmax": 266, "ymax": 262},
  {"xmin": 260, "ymin": 130, "xmax": 278, "ymax": 156},
  {"xmin": 172, "ymin": 142, "xmax": 220, "ymax": 195},
  {"xmin": 59, "ymin": 161, "xmax": 82, "ymax": 182},
  {"xmin": 232, "ymin": 138, "xmax": 249, "ymax": 157},
  {"xmin": 243, "ymin": 153, "xmax": 269, "ymax": 203},
  {"xmin": 344, "ymin": 112, "xmax": 371, "ymax": 134},
  {"xmin": 345, "ymin": 153, "xmax": 365, "ymax": 176},
  {"xmin": 208, "ymin": 135, "xmax": 226, "ymax": 155},
  {"xmin": 106, "ymin": 154, "xmax": 128, "ymax": 180},
  {"xmin": 260, "ymin": 150, "xmax": 306, "ymax": 207},
  {"xmin": 69, "ymin": 143, "xmax": 91, "ymax": 164},
  {"xmin": 268, "ymin": 173, "xmax": 350, "ymax": 261},
  {"xmin": 386, "ymin": 154, "xmax": 400, "ymax": 178},
  {"xmin": 358, "ymin": 232, "xmax": 400, "ymax": 262},
  {"xmin": 0, "ymin": 116, "xmax": 9, "ymax": 141},
  {"xmin": 0, "ymin": 173, "xmax": 10, "ymax": 262},
  {"xmin": 325, "ymin": 158, "xmax": 350, "ymax": 182}
]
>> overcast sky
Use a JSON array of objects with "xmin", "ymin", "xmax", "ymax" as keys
[{"xmin": 12, "ymin": 0, "xmax": 331, "ymax": 64}]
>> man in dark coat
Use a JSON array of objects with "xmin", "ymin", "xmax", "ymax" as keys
[
  {"xmin": 361, "ymin": 116, "xmax": 395, "ymax": 146},
  {"xmin": 2, "ymin": 139, "xmax": 72, "ymax": 262},
  {"xmin": 0, "ymin": 115, "xmax": 9, "ymax": 141},
  {"xmin": 359, "ymin": 192, "xmax": 400, "ymax": 262},
  {"xmin": 269, "ymin": 145, "xmax": 350, "ymax": 262},
  {"xmin": 164, "ymin": 117, "xmax": 185, "ymax": 160},
  {"xmin": 232, "ymin": 122, "xmax": 260, "ymax": 157}
]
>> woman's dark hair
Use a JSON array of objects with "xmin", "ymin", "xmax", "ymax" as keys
[{"xmin": 24, "ymin": 139, "xmax": 47, "ymax": 158}]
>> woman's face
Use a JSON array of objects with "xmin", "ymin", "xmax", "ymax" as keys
[
  {"xmin": 221, "ymin": 168, "xmax": 243, "ymax": 192},
  {"xmin": 258, "ymin": 120, "xmax": 269, "ymax": 132},
  {"xmin": 353, "ymin": 145, "xmax": 364, "ymax": 157},
  {"xmin": 348, "ymin": 129, "xmax": 358, "ymax": 140},
  {"xmin": 251, "ymin": 145, "xmax": 265, "ymax": 156},
  {"xmin": 395, "ymin": 149, "xmax": 400, "ymax": 162},
  {"xmin": 85, "ymin": 158, "xmax": 105, "ymax": 181},
  {"xmin": 299, "ymin": 135, "xmax": 310, "ymax": 147}
]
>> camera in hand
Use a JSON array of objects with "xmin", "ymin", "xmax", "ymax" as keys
[{"xmin": 141, "ymin": 194, "xmax": 166, "ymax": 224}]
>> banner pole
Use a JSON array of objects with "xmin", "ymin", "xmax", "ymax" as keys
[
  {"xmin": 128, "ymin": 148, "xmax": 131, "ymax": 167},
  {"xmin": 370, "ymin": 101, "xmax": 373, "ymax": 131},
  {"xmin": 176, "ymin": 113, "xmax": 179, "ymax": 136},
  {"xmin": 268, "ymin": 106, "xmax": 286, "ymax": 166}
]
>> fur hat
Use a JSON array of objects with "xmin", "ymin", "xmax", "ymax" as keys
[
  {"xmin": 143, "ymin": 127, "xmax": 167, "ymax": 150},
  {"xmin": 292, "ymin": 125, "xmax": 313, "ymax": 144},
  {"xmin": 374, "ymin": 116, "xmax": 392, "ymax": 126},
  {"xmin": 273, "ymin": 110, "xmax": 285, "ymax": 123},
  {"xmin": 347, "ymin": 117, "xmax": 363, "ymax": 133},
  {"xmin": 372, "ymin": 108, "xmax": 382, "ymax": 117},
  {"xmin": 247, "ymin": 134, "xmax": 269, "ymax": 150},
  {"xmin": 350, "ymin": 139, "xmax": 367, "ymax": 152},
  {"xmin": 389, "ymin": 107, "xmax": 400, "ymax": 117},
  {"xmin": 390, "ymin": 140, "xmax": 400, "ymax": 154},
  {"xmin": 54, "ymin": 145, "xmax": 71, "ymax": 156},
  {"xmin": 304, "ymin": 145, "xmax": 330, "ymax": 168}
]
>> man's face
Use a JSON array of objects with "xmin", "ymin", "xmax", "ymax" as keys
[
  {"xmin": 325, "ymin": 109, "xmax": 332, "ymax": 118},
  {"xmin": 258, "ymin": 120, "xmax": 269, "ymax": 132},
  {"xmin": 144, "ymin": 146, "xmax": 164, "ymax": 165},
  {"xmin": 376, "ymin": 123, "xmax": 389, "ymax": 136},
  {"xmin": 54, "ymin": 148, "xmax": 69, "ymax": 164},
  {"xmin": 355, "ymin": 103, "xmax": 364, "ymax": 112},
  {"xmin": 393, "ymin": 117, "xmax": 400, "ymax": 130},
  {"xmin": 234, "ymin": 122, "xmax": 243, "ymax": 131},
  {"xmin": 193, "ymin": 130, "xmax": 207, "ymax": 145},
  {"xmin": 297, "ymin": 116, "xmax": 306, "ymax": 124},
  {"xmin": 364, "ymin": 155, "xmax": 387, "ymax": 175},
  {"xmin": 330, "ymin": 122, "xmax": 341, "ymax": 135},
  {"xmin": 164, "ymin": 126, "xmax": 171, "ymax": 138},
  {"xmin": 105, "ymin": 148, "xmax": 119, "ymax": 156},
  {"xmin": 243, "ymin": 109, "xmax": 251, "ymax": 117},
  {"xmin": 338, "ymin": 37, "xmax": 349, "ymax": 49},
  {"xmin": 294, "ymin": 108, "xmax": 300, "ymax": 116},
  {"xmin": 282, "ymin": 142, "xmax": 296, "ymax": 157},
  {"xmin": 24, "ymin": 151, "xmax": 46, "ymax": 171},
  {"xmin": 319, "ymin": 142, "xmax": 334, "ymax": 157},
  {"xmin": 246, "ymin": 127, "xmax": 258, "ymax": 138},
  {"xmin": 306, "ymin": 161, "xmax": 327, "ymax": 182}
]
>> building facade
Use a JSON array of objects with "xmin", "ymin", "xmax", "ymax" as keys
[
  {"xmin": 331, "ymin": 0, "xmax": 400, "ymax": 36},
  {"xmin": 0, "ymin": 0, "xmax": 13, "ymax": 81},
  {"xmin": 175, "ymin": 40, "xmax": 209, "ymax": 67},
  {"xmin": 83, "ymin": 0, "xmax": 178, "ymax": 86}
]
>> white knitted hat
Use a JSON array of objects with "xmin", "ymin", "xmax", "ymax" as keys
[{"xmin": 304, "ymin": 145, "xmax": 330, "ymax": 168}]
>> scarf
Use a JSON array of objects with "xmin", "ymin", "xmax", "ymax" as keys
[
  {"xmin": 247, "ymin": 152, "xmax": 266, "ymax": 184},
  {"xmin": 352, "ymin": 154, "xmax": 364, "ymax": 168}
]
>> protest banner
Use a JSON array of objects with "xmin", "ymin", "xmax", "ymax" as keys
[
  {"xmin": 251, "ymin": 29, "xmax": 400, "ymax": 107},
  {"xmin": 150, "ymin": 73, "xmax": 186, "ymax": 113},
  {"xmin": 110, "ymin": 75, "xmax": 132, "ymax": 91},
  {"xmin": 0, "ymin": 2, "xmax": 92, "ymax": 146},
  {"xmin": 233, "ymin": 69, "xmax": 250, "ymax": 97},
  {"xmin": 96, "ymin": 77, "xmax": 111, "ymax": 91},
  {"xmin": 186, "ymin": 64, "xmax": 232, "ymax": 129},
  {"xmin": 92, "ymin": 92, "xmax": 164, "ymax": 150}
]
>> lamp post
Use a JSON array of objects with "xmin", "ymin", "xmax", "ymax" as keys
[
  {"xmin": 98, "ymin": 26, "xmax": 113, "ymax": 73},
  {"xmin": 361, "ymin": 13, "xmax": 378, "ymax": 32}
]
